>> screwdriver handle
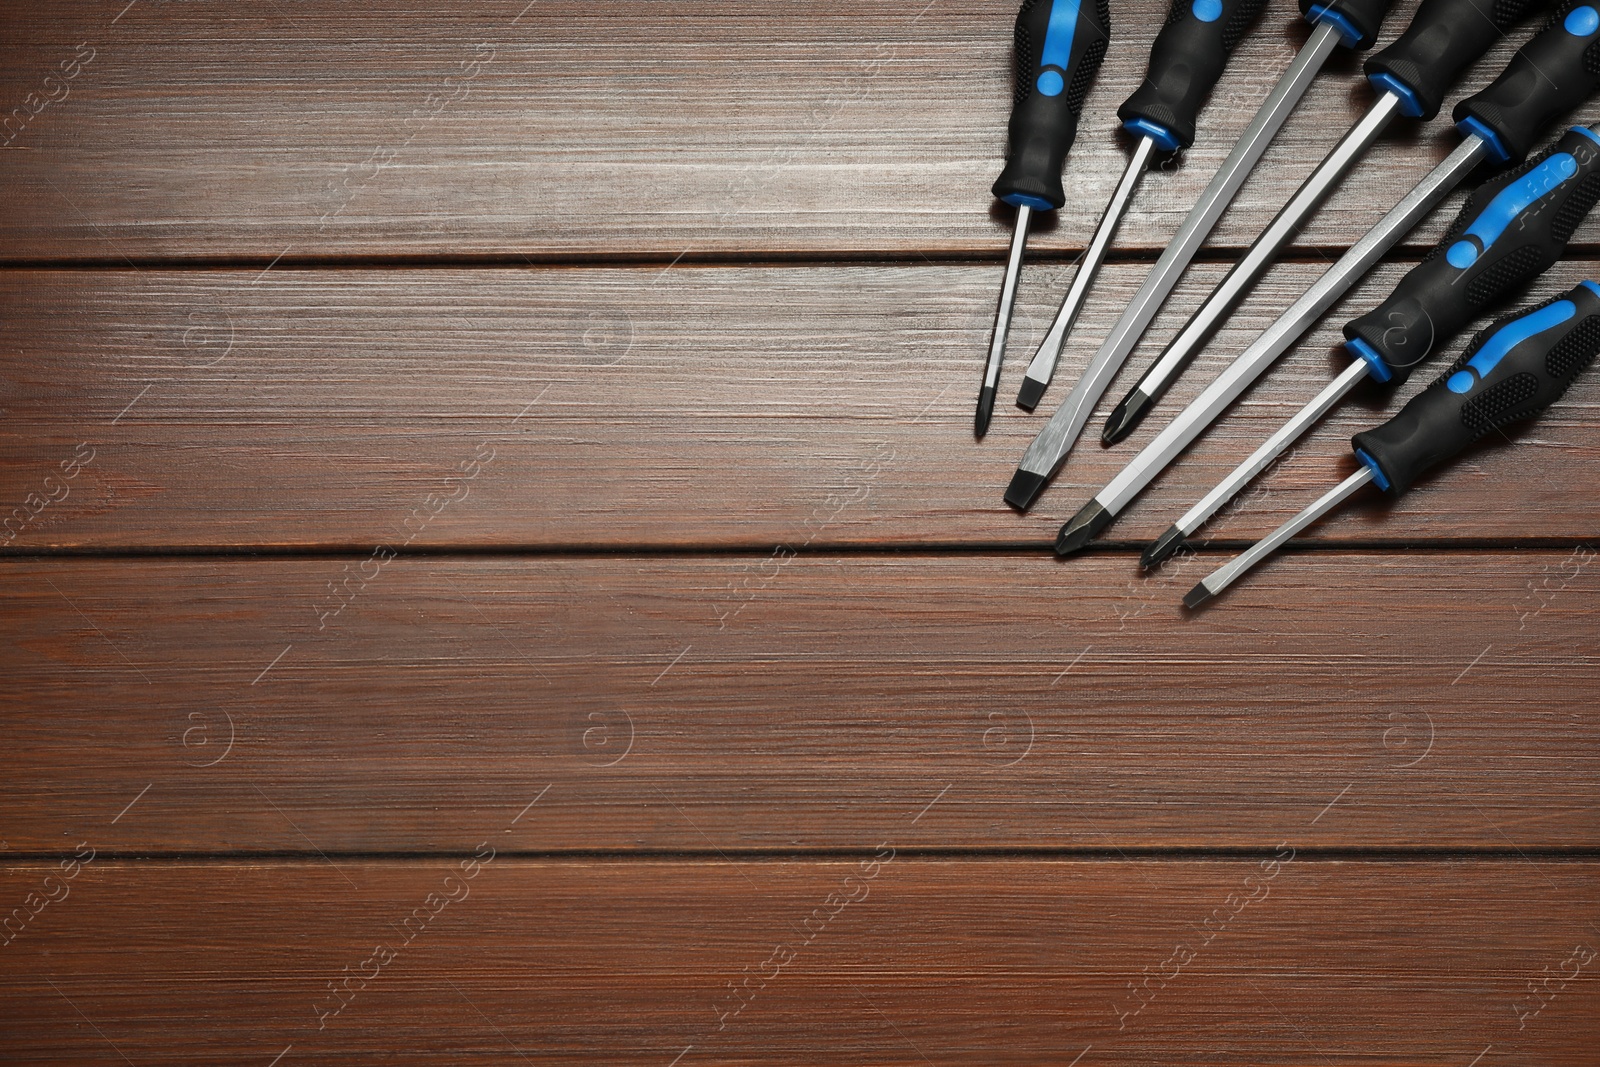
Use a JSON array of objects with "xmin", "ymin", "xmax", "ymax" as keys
[
  {"xmin": 1344, "ymin": 125, "xmax": 1600, "ymax": 384},
  {"xmin": 1298, "ymin": 0, "xmax": 1394, "ymax": 49},
  {"xmin": 1352, "ymin": 281, "xmax": 1600, "ymax": 494},
  {"xmin": 1117, "ymin": 0, "xmax": 1267, "ymax": 151},
  {"xmin": 993, "ymin": 0, "xmax": 1113, "ymax": 211},
  {"xmin": 1454, "ymin": 0, "xmax": 1600, "ymax": 164},
  {"xmin": 1364, "ymin": 0, "xmax": 1546, "ymax": 120}
]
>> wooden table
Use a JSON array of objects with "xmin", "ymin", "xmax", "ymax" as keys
[{"xmin": 3, "ymin": 1, "xmax": 1597, "ymax": 1062}]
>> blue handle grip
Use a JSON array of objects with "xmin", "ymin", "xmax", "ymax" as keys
[{"xmin": 993, "ymin": 0, "xmax": 1113, "ymax": 210}]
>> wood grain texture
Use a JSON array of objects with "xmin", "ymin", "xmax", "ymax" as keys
[
  {"xmin": 5, "ymin": 261, "xmax": 1600, "ymax": 550},
  {"xmin": 5, "ymin": 554, "xmax": 1596, "ymax": 851},
  {"xmin": 3, "ymin": 859, "xmax": 1596, "ymax": 1065},
  {"xmin": 2, "ymin": 0, "xmax": 1593, "ymax": 260},
  {"xmin": 4, "ymin": 1, "xmax": 1599, "ymax": 1061}
]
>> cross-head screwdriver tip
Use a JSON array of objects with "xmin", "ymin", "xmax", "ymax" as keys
[
  {"xmin": 1142, "ymin": 524, "xmax": 1188, "ymax": 570},
  {"xmin": 1101, "ymin": 390, "xmax": 1153, "ymax": 445},
  {"xmin": 1055, "ymin": 499, "xmax": 1112, "ymax": 556},
  {"xmin": 975, "ymin": 387, "xmax": 996, "ymax": 438}
]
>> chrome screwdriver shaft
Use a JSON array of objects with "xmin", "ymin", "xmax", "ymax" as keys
[
  {"xmin": 979, "ymin": 204, "xmax": 1034, "ymax": 435},
  {"xmin": 1184, "ymin": 467, "xmax": 1373, "ymax": 607},
  {"xmin": 1015, "ymin": 0, "xmax": 1270, "ymax": 408},
  {"xmin": 977, "ymin": 0, "xmax": 1110, "ymax": 437},
  {"xmin": 1006, "ymin": 20, "xmax": 1343, "ymax": 503},
  {"xmin": 1101, "ymin": 91, "xmax": 1404, "ymax": 442},
  {"xmin": 1017, "ymin": 137, "xmax": 1155, "ymax": 410},
  {"xmin": 1148, "ymin": 360, "xmax": 1369, "ymax": 568},
  {"xmin": 1053, "ymin": 134, "xmax": 1488, "ymax": 554}
]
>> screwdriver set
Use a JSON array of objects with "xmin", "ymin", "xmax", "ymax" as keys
[{"xmin": 977, "ymin": 0, "xmax": 1600, "ymax": 605}]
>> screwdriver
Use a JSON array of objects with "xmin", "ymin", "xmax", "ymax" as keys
[
  {"xmin": 1013, "ymin": 0, "xmax": 1268, "ymax": 412},
  {"xmin": 977, "ymin": 0, "xmax": 1112, "ymax": 437},
  {"xmin": 1100, "ymin": 0, "xmax": 1547, "ymax": 446},
  {"xmin": 1146, "ymin": 123, "xmax": 1600, "ymax": 568},
  {"xmin": 1004, "ymin": 0, "xmax": 1398, "ymax": 490},
  {"xmin": 1052, "ymin": 2, "xmax": 1600, "ymax": 556},
  {"xmin": 1185, "ymin": 281, "xmax": 1600, "ymax": 606}
]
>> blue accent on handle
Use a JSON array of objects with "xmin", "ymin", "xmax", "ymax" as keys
[
  {"xmin": 1035, "ymin": 0, "xmax": 1082, "ymax": 98},
  {"xmin": 1565, "ymin": 4, "xmax": 1600, "ymax": 36},
  {"xmin": 1003, "ymin": 192, "xmax": 1058, "ymax": 210},
  {"xmin": 1344, "ymin": 337, "xmax": 1394, "ymax": 383},
  {"xmin": 1573, "ymin": 125, "xmax": 1600, "ymax": 147},
  {"xmin": 1192, "ymin": 0, "xmax": 1223, "ymax": 21},
  {"xmin": 1307, "ymin": 4, "xmax": 1363, "ymax": 47},
  {"xmin": 1456, "ymin": 114, "xmax": 1514, "ymax": 165},
  {"xmin": 1367, "ymin": 72, "xmax": 1426, "ymax": 119},
  {"xmin": 1447, "ymin": 298, "xmax": 1577, "ymax": 394},
  {"xmin": 1355, "ymin": 449, "xmax": 1392, "ymax": 492},
  {"xmin": 1122, "ymin": 117, "xmax": 1183, "ymax": 152},
  {"xmin": 1582, "ymin": 279, "xmax": 1600, "ymax": 299},
  {"xmin": 1450, "ymin": 153, "xmax": 1580, "ymax": 270}
]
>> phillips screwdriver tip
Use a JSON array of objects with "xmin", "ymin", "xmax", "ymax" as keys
[
  {"xmin": 1141, "ymin": 525, "xmax": 1188, "ymax": 570},
  {"xmin": 1054, "ymin": 500, "xmax": 1112, "ymax": 556},
  {"xmin": 1182, "ymin": 581, "xmax": 1215, "ymax": 610},
  {"xmin": 1101, "ymin": 390, "xmax": 1154, "ymax": 446},
  {"xmin": 1015, "ymin": 376, "xmax": 1048, "ymax": 412},
  {"xmin": 975, "ymin": 387, "xmax": 997, "ymax": 438}
]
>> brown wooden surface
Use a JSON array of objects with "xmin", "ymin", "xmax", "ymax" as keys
[
  {"xmin": 3, "ymin": 0, "xmax": 1598, "ymax": 1063},
  {"xmin": 4, "ymin": 554, "xmax": 1598, "ymax": 852},
  {"xmin": 5, "ymin": 861, "xmax": 1599, "ymax": 1065},
  {"xmin": 5, "ymin": 260, "xmax": 1600, "ymax": 549},
  {"xmin": 3, "ymin": 0, "xmax": 1595, "ymax": 261}
]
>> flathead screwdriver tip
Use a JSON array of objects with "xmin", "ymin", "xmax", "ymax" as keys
[
  {"xmin": 1101, "ymin": 390, "xmax": 1154, "ymax": 446},
  {"xmin": 1141, "ymin": 525, "xmax": 1188, "ymax": 570},
  {"xmin": 1054, "ymin": 499, "xmax": 1112, "ymax": 556},
  {"xmin": 1015, "ymin": 375, "xmax": 1048, "ymax": 412},
  {"xmin": 1004, "ymin": 468, "xmax": 1049, "ymax": 511},
  {"xmin": 975, "ymin": 386, "xmax": 996, "ymax": 438},
  {"xmin": 1182, "ymin": 581, "xmax": 1215, "ymax": 610}
]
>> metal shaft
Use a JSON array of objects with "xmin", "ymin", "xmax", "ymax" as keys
[
  {"xmin": 1187, "ymin": 466, "xmax": 1374, "ymax": 605},
  {"xmin": 1012, "ymin": 21, "xmax": 1343, "ymax": 484},
  {"xmin": 1123, "ymin": 91, "xmax": 1404, "ymax": 410},
  {"xmin": 1174, "ymin": 358, "xmax": 1370, "ymax": 537},
  {"xmin": 978, "ymin": 204, "xmax": 1033, "ymax": 436},
  {"xmin": 1094, "ymin": 134, "xmax": 1489, "ymax": 517},
  {"xmin": 1019, "ymin": 136, "xmax": 1157, "ymax": 406}
]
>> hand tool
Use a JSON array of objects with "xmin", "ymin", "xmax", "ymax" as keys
[
  {"xmin": 1100, "ymin": 0, "xmax": 1547, "ymax": 445},
  {"xmin": 1004, "ymin": 0, "xmax": 1395, "ymax": 487},
  {"xmin": 1051, "ymin": 3, "xmax": 1600, "ymax": 555},
  {"xmin": 1013, "ymin": 0, "xmax": 1267, "ymax": 412},
  {"xmin": 1145, "ymin": 123, "xmax": 1600, "ymax": 568},
  {"xmin": 978, "ymin": 0, "xmax": 1112, "ymax": 437},
  {"xmin": 1185, "ymin": 281, "xmax": 1600, "ymax": 605}
]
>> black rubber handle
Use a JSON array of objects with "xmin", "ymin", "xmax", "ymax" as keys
[
  {"xmin": 993, "ymin": 0, "xmax": 1113, "ymax": 210},
  {"xmin": 1352, "ymin": 281, "xmax": 1600, "ymax": 493},
  {"xmin": 1343, "ymin": 125, "xmax": 1600, "ymax": 384},
  {"xmin": 1454, "ymin": 0, "xmax": 1600, "ymax": 163},
  {"xmin": 1364, "ymin": 0, "xmax": 1546, "ymax": 120},
  {"xmin": 1298, "ymin": 0, "xmax": 1394, "ymax": 49},
  {"xmin": 1117, "ymin": 0, "xmax": 1267, "ymax": 150}
]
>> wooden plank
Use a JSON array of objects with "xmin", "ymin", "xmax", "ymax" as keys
[
  {"xmin": 5, "ymin": 553, "xmax": 1597, "ymax": 852},
  {"xmin": 2, "ymin": 0, "xmax": 1587, "ymax": 259},
  {"xmin": 4, "ymin": 262, "xmax": 1600, "ymax": 550},
  {"xmin": 2, "ymin": 859, "xmax": 1595, "ymax": 1064}
]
